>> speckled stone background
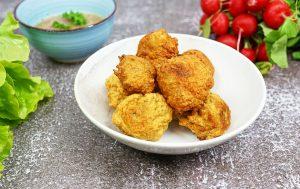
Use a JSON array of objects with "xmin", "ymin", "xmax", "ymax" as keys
[{"xmin": 0, "ymin": 0, "xmax": 299, "ymax": 188}]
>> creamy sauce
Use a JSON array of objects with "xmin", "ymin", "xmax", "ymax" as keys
[{"xmin": 36, "ymin": 13, "xmax": 102, "ymax": 30}]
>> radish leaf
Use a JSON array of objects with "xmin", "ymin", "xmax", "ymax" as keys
[
  {"xmin": 260, "ymin": 23, "xmax": 273, "ymax": 36},
  {"xmin": 256, "ymin": 62, "xmax": 273, "ymax": 75},
  {"xmin": 270, "ymin": 35, "xmax": 288, "ymax": 68},
  {"xmin": 292, "ymin": 51, "xmax": 300, "ymax": 59},
  {"xmin": 201, "ymin": 18, "xmax": 211, "ymax": 38},
  {"xmin": 265, "ymin": 30, "xmax": 282, "ymax": 43},
  {"xmin": 279, "ymin": 18, "xmax": 299, "ymax": 38},
  {"xmin": 287, "ymin": 36, "xmax": 300, "ymax": 47}
]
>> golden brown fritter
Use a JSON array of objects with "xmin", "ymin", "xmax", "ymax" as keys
[
  {"xmin": 137, "ymin": 29, "xmax": 179, "ymax": 60},
  {"xmin": 156, "ymin": 50, "xmax": 214, "ymax": 113},
  {"xmin": 105, "ymin": 74, "xmax": 128, "ymax": 108},
  {"xmin": 150, "ymin": 58, "xmax": 169, "ymax": 71},
  {"xmin": 114, "ymin": 55, "xmax": 156, "ymax": 94},
  {"xmin": 182, "ymin": 49, "xmax": 215, "ymax": 72},
  {"xmin": 179, "ymin": 93, "xmax": 231, "ymax": 140},
  {"xmin": 112, "ymin": 93, "xmax": 173, "ymax": 141}
]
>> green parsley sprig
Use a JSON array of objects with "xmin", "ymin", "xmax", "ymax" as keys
[
  {"xmin": 51, "ymin": 11, "xmax": 87, "ymax": 30},
  {"xmin": 62, "ymin": 11, "xmax": 87, "ymax": 26},
  {"xmin": 52, "ymin": 21, "xmax": 70, "ymax": 30}
]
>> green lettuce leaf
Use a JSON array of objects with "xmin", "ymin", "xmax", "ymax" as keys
[
  {"xmin": 0, "ymin": 63, "xmax": 5, "ymax": 87},
  {"xmin": 0, "ymin": 13, "xmax": 18, "ymax": 34},
  {"xmin": 0, "ymin": 119, "xmax": 22, "ymax": 127},
  {"xmin": 0, "ymin": 13, "xmax": 30, "ymax": 62},
  {"xmin": 0, "ymin": 81, "xmax": 20, "ymax": 120},
  {"xmin": 0, "ymin": 126, "xmax": 13, "ymax": 176},
  {"xmin": 0, "ymin": 126, "xmax": 13, "ymax": 161},
  {"xmin": 1, "ymin": 61, "xmax": 54, "ymax": 119},
  {"xmin": 0, "ymin": 13, "xmax": 54, "ymax": 176}
]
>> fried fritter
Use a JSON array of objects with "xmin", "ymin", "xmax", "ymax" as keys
[
  {"xmin": 150, "ymin": 57, "xmax": 169, "ymax": 71},
  {"xmin": 179, "ymin": 93, "xmax": 231, "ymax": 140},
  {"xmin": 114, "ymin": 55, "xmax": 156, "ymax": 94},
  {"xmin": 182, "ymin": 49, "xmax": 215, "ymax": 72},
  {"xmin": 137, "ymin": 29, "xmax": 179, "ymax": 60},
  {"xmin": 105, "ymin": 74, "xmax": 127, "ymax": 108},
  {"xmin": 156, "ymin": 50, "xmax": 214, "ymax": 113},
  {"xmin": 152, "ymin": 50, "xmax": 212, "ymax": 71},
  {"xmin": 112, "ymin": 93, "xmax": 173, "ymax": 141}
]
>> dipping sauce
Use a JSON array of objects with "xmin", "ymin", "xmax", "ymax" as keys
[{"xmin": 36, "ymin": 12, "xmax": 102, "ymax": 30}]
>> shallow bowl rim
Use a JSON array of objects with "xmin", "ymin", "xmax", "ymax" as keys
[{"xmin": 13, "ymin": 0, "xmax": 116, "ymax": 33}]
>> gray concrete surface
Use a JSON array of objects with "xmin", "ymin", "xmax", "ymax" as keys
[{"xmin": 0, "ymin": 0, "xmax": 299, "ymax": 188}]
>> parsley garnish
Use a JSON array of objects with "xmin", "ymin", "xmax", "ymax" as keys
[
  {"xmin": 62, "ymin": 11, "xmax": 87, "ymax": 26},
  {"xmin": 52, "ymin": 21, "xmax": 71, "ymax": 30}
]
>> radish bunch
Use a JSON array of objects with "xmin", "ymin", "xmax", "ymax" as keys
[{"xmin": 199, "ymin": 0, "xmax": 300, "ymax": 75}]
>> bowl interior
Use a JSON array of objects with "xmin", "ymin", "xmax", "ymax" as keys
[
  {"xmin": 75, "ymin": 34, "xmax": 266, "ymax": 145},
  {"xmin": 15, "ymin": 0, "xmax": 115, "ymax": 27}
]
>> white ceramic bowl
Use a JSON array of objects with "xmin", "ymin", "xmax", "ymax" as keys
[{"xmin": 74, "ymin": 34, "xmax": 266, "ymax": 155}]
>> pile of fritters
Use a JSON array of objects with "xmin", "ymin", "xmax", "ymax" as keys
[{"xmin": 105, "ymin": 29, "xmax": 231, "ymax": 141}]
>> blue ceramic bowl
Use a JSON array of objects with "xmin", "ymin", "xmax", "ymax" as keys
[{"xmin": 14, "ymin": 0, "xmax": 116, "ymax": 63}]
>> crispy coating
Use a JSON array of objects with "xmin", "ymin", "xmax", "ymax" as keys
[
  {"xmin": 179, "ymin": 93, "xmax": 231, "ymax": 140},
  {"xmin": 105, "ymin": 74, "xmax": 127, "ymax": 108},
  {"xmin": 137, "ymin": 29, "xmax": 179, "ymax": 60},
  {"xmin": 156, "ymin": 50, "xmax": 214, "ymax": 113},
  {"xmin": 182, "ymin": 49, "xmax": 215, "ymax": 72},
  {"xmin": 150, "ymin": 58, "xmax": 169, "ymax": 71},
  {"xmin": 114, "ymin": 55, "xmax": 156, "ymax": 94},
  {"xmin": 112, "ymin": 93, "xmax": 173, "ymax": 141}
]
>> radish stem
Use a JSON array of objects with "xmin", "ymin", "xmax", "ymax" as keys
[{"xmin": 237, "ymin": 29, "xmax": 242, "ymax": 52}]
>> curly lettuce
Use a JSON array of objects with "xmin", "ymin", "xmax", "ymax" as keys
[
  {"xmin": 0, "ymin": 13, "xmax": 29, "ymax": 62},
  {"xmin": 0, "ymin": 126, "xmax": 13, "ymax": 176},
  {"xmin": 0, "ymin": 13, "xmax": 54, "ymax": 176}
]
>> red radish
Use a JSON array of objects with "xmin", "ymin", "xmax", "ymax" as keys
[
  {"xmin": 241, "ymin": 48, "xmax": 256, "ymax": 62},
  {"xmin": 211, "ymin": 12, "xmax": 229, "ymax": 35},
  {"xmin": 272, "ymin": 0, "xmax": 288, "ymax": 5},
  {"xmin": 222, "ymin": 0, "xmax": 229, "ymax": 9},
  {"xmin": 232, "ymin": 14, "xmax": 258, "ymax": 37},
  {"xmin": 247, "ymin": 0, "xmax": 268, "ymax": 12},
  {"xmin": 201, "ymin": 0, "xmax": 221, "ymax": 16},
  {"xmin": 263, "ymin": 0, "xmax": 292, "ymax": 29},
  {"xmin": 200, "ymin": 14, "xmax": 208, "ymax": 25},
  {"xmin": 217, "ymin": 34, "xmax": 238, "ymax": 49},
  {"xmin": 257, "ymin": 43, "xmax": 269, "ymax": 61},
  {"xmin": 228, "ymin": 0, "xmax": 247, "ymax": 17},
  {"xmin": 232, "ymin": 14, "xmax": 257, "ymax": 51}
]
